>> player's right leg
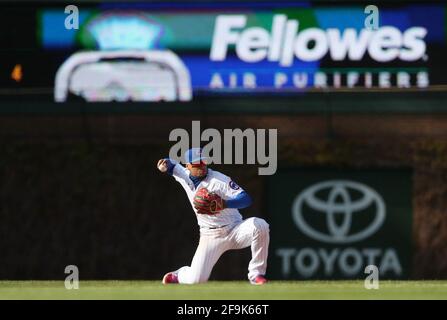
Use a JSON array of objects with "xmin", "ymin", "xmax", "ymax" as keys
[
  {"xmin": 163, "ymin": 236, "xmax": 227, "ymax": 284},
  {"xmin": 227, "ymin": 217, "xmax": 270, "ymax": 284}
]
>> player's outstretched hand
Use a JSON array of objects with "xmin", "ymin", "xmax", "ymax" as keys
[{"xmin": 157, "ymin": 159, "xmax": 168, "ymax": 173}]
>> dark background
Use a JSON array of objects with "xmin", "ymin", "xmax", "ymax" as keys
[{"xmin": 1, "ymin": 94, "xmax": 447, "ymax": 279}]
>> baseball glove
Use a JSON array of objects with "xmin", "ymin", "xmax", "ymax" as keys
[{"xmin": 193, "ymin": 188, "xmax": 225, "ymax": 215}]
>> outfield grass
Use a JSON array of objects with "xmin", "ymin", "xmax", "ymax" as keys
[{"xmin": 0, "ymin": 281, "xmax": 446, "ymax": 300}]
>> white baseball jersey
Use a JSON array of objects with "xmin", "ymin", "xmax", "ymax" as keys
[{"xmin": 171, "ymin": 163, "xmax": 244, "ymax": 229}]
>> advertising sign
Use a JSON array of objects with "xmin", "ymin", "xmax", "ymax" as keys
[
  {"xmin": 0, "ymin": 2, "xmax": 445, "ymax": 101},
  {"xmin": 267, "ymin": 169, "xmax": 412, "ymax": 279}
]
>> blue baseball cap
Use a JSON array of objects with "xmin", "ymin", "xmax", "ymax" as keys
[{"xmin": 184, "ymin": 148, "xmax": 207, "ymax": 164}]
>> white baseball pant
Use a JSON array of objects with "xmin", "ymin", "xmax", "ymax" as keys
[{"xmin": 177, "ymin": 217, "xmax": 270, "ymax": 284}]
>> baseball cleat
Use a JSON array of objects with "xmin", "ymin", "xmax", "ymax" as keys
[
  {"xmin": 162, "ymin": 272, "xmax": 179, "ymax": 284},
  {"xmin": 250, "ymin": 275, "xmax": 267, "ymax": 285}
]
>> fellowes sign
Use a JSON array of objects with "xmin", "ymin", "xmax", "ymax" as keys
[
  {"xmin": 33, "ymin": 2, "xmax": 446, "ymax": 99},
  {"xmin": 268, "ymin": 170, "xmax": 412, "ymax": 279},
  {"xmin": 208, "ymin": 14, "xmax": 430, "ymax": 90},
  {"xmin": 211, "ymin": 15, "xmax": 427, "ymax": 65}
]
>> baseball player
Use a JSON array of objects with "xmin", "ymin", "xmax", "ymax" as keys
[{"xmin": 157, "ymin": 148, "xmax": 270, "ymax": 285}]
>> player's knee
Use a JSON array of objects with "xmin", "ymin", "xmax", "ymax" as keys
[{"xmin": 253, "ymin": 218, "xmax": 269, "ymax": 235}]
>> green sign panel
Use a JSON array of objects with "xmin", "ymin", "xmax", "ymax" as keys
[{"xmin": 267, "ymin": 169, "xmax": 412, "ymax": 279}]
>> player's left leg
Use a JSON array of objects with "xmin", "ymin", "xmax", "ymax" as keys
[{"xmin": 227, "ymin": 217, "xmax": 270, "ymax": 284}]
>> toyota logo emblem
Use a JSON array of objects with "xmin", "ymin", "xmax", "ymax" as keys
[{"xmin": 292, "ymin": 180, "xmax": 386, "ymax": 244}]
